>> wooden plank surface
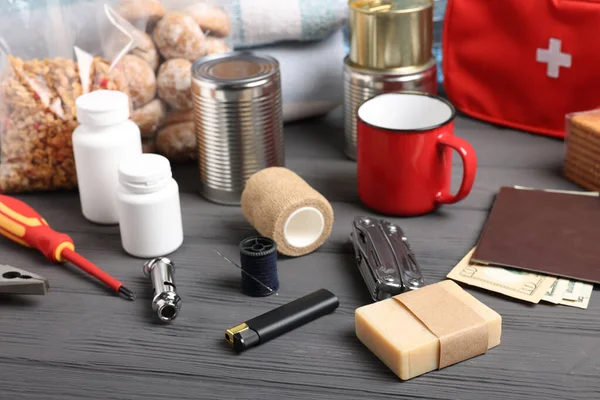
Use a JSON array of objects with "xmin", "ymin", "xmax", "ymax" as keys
[{"xmin": 0, "ymin": 108, "xmax": 598, "ymax": 400}]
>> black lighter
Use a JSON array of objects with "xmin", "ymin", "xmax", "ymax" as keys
[{"xmin": 225, "ymin": 289, "xmax": 339, "ymax": 352}]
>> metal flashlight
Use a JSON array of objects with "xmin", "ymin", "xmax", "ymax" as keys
[{"xmin": 143, "ymin": 257, "xmax": 181, "ymax": 322}]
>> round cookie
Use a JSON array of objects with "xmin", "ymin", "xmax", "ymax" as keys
[
  {"xmin": 131, "ymin": 99, "xmax": 167, "ymax": 138},
  {"xmin": 205, "ymin": 37, "xmax": 230, "ymax": 55},
  {"xmin": 165, "ymin": 108, "xmax": 194, "ymax": 126},
  {"xmin": 156, "ymin": 122, "xmax": 197, "ymax": 161},
  {"xmin": 183, "ymin": 2, "xmax": 231, "ymax": 37},
  {"xmin": 120, "ymin": 55, "xmax": 156, "ymax": 109},
  {"xmin": 114, "ymin": 0, "xmax": 165, "ymax": 29},
  {"xmin": 130, "ymin": 30, "xmax": 159, "ymax": 71},
  {"xmin": 153, "ymin": 12, "xmax": 207, "ymax": 61},
  {"xmin": 157, "ymin": 59, "xmax": 193, "ymax": 110}
]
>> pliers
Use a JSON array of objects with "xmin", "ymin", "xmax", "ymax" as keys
[{"xmin": 0, "ymin": 264, "xmax": 49, "ymax": 295}]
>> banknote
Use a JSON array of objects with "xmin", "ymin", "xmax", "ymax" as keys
[
  {"xmin": 447, "ymin": 248, "xmax": 557, "ymax": 303},
  {"xmin": 559, "ymin": 282, "xmax": 594, "ymax": 309},
  {"xmin": 542, "ymin": 279, "xmax": 570, "ymax": 304},
  {"xmin": 562, "ymin": 280, "xmax": 581, "ymax": 301}
]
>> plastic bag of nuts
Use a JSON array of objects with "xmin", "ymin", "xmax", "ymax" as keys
[
  {"xmin": 116, "ymin": 0, "xmax": 234, "ymax": 162},
  {"xmin": 0, "ymin": 0, "xmax": 234, "ymax": 193}
]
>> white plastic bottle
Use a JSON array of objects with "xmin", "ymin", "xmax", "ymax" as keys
[
  {"xmin": 116, "ymin": 153, "xmax": 184, "ymax": 258},
  {"xmin": 73, "ymin": 90, "xmax": 142, "ymax": 224}
]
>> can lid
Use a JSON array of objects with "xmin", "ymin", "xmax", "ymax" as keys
[
  {"xmin": 350, "ymin": 0, "xmax": 432, "ymax": 14},
  {"xmin": 192, "ymin": 51, "xmax": 279, "ymax": 86},
  {"xmin": 76, "ymin": 90, "xmax": 130, "ymax": 126},
  {"xmin": 119, "ymin": 153, "xmax": 172, "ymax": 188}
]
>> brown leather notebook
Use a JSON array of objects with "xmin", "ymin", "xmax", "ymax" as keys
[{"xmin": 471, "ymin": 186, "xmax": 600, "ymax": 284}]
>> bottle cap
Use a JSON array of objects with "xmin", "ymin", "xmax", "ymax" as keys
[
  {"xmin": 76, "ymin": 90, "xmax": 130, "ymax": 126},
  {"xmin": 118, "ymin": 153, "xmax": 172, "ymax": 193}
]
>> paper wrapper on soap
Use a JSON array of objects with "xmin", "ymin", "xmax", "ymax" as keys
[
  {"xmin": 355, "ymin": 280, "xmax": 502, "ymax": 380},
  {"xmin": 241, "ymin": 167, "xmax": 334, "ymax": 257}
]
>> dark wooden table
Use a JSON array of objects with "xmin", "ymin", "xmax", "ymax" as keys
[{"xmin": 1, "ymin": 108, "xmax": 598, "ymax": 400}]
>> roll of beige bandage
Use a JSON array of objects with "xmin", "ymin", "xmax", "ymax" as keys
[{"xmin": 241, "ymin": 167, "xmax": 334, "ymax": 257}]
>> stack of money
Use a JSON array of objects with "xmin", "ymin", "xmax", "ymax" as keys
[
  {"xmin": 564, "ymin": 110, "xmax": 600, "ymax": 191},
  {"xmin": 447, "ymin": 248, "xmax": 595, "ymax": 309}
]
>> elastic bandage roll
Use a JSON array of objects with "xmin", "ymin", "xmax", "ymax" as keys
[{"xmin": 241, "ymin": 167, "xmax": 334, "ymax": 257}]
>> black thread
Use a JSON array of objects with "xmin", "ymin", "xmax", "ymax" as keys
[{"xmin": 239, "ymin": 236, "xmax": 279, "ymax": 297}]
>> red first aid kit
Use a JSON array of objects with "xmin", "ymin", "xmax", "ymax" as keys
[{"xmin": 442, "ymin": 0, "xmax": 600, "ymax": 139}]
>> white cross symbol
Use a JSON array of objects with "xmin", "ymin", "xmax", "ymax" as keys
[{"xmin": 536, "ymin": 38, "xmax": 572, "ymax": 79}]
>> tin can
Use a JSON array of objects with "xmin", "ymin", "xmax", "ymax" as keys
[
  {"xmin": 348, "ymin": 0, "xmax": 434, "ymax": 71},
  {"xmin": 344, "ymin": 0, "xmax": 437, "ymax": 160},
  {"xmin": 343, "ymin": 58, "xmax": 437, "ymax": 160},
  {"xmin": 192, "ymin": 52, "xmax": 285, "ymax": 205}
]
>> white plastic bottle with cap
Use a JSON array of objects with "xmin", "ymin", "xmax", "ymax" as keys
[
  {"xmin": 73, "ymin": 90, "xmax": 142, "ymax": 224},
  {"xmin": 116, "ymin": 153, "xmax": 184, "ymax": 258}
]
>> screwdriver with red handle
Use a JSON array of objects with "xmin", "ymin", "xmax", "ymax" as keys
[{"xmin": 0, "ymin": 195, "xmax": 135, "ymax": 300}]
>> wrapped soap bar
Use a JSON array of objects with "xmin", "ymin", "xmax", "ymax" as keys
[{"xmin": 355, "ymin": 280, "xmax": 502, "ymax": 380}]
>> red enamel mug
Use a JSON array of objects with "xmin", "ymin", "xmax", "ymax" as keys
[{"xmin": 356, "ymin": 92, "xmax": 477, "ymax": 216}]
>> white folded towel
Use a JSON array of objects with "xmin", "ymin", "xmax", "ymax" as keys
[
  {"xmin": 253, "ymin": 28, "xmax": 346, "ymax": 122},
  {"xmin": 231, "ymin": 0, "xmax": 348, "ymax": 49}
]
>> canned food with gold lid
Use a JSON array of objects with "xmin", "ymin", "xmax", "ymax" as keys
[
  {"xmin": 348, "ymin": 0, "xmax": 434, "ymax": 71},
  {"xmin": 343, "ymin": 0, "xmax": 437, "ymax": 160}
]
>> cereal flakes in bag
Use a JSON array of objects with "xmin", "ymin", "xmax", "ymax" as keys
[{"xmin": 0, "ymin": 1, "xmax": 135, "ymax": 193}]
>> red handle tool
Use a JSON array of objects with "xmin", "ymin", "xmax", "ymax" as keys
[{"xmin": 0, "ymin": 195, "xmax": 135, "ymax": 300}]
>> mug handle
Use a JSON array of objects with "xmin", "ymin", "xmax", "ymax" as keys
[{"xmin": 435, "ymin": 134, "xmax": 477, "ymax": 205}]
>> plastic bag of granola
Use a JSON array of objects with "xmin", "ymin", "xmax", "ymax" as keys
[
  {"xmin": 0, "ymin": 1, "xmax": 139, "ymax": 193},
  {"xmin": 0, "ymin": 0, "xmax": 235, "ymax": 193}
]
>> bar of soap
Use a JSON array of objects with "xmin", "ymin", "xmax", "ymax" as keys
[{"xmin": 355, "ymin": 280, "xmax": 501, "ymax": 380}]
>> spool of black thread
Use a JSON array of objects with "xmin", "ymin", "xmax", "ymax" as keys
[{"xmin": 239, "ymin": 236, "xmax": 279, "ymax": 297}]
